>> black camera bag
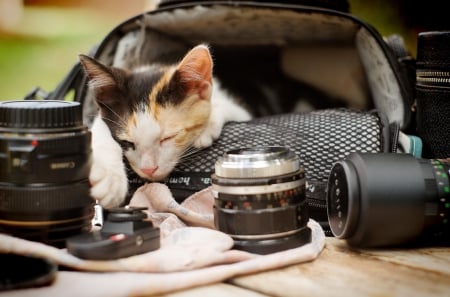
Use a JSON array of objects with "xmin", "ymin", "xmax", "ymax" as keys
[{"xmin": 32, "ymin": 0, "xmax": 416, "ymax": 234}]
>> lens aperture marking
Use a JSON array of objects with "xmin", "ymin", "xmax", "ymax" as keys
[
  {"xmin": 212, "ymin": 179, "xmax": 304, "ymax": 195},
  {"xmin": 327, "ymin": 163, "xmax": 350, "ymax": 236},
  {"xmin": 434, "ymin": 160, "xmax": 450, "ymax": 227},
  {"xmin": 215, "ymin": 186, "xmax": 304, "ymax": 209}
]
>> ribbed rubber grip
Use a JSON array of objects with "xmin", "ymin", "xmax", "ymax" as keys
[{"xmin": 0, "ymin": 100, "xmax": 83, "ymax": 130}]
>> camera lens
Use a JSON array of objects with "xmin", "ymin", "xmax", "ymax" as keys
[
  {"xmin": 0, "ymin": 100, "xmax": 94, "ymax": 247},
  {"xmin": 327, "ymin": 152, "xmax": 450, "ymax": 247},
  {"xmin": 212, "ymin": 146, "xmax": 311, "ymax": 254}
]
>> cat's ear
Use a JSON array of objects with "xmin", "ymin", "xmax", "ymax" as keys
[
  {"xmin": 79, "ymin": 55, "xmax": 117, "ymax": 88},
  {"xmin": 79, "ymin": 55, "xmax": 124, "ymax": 105},
  {"xmin": 175, "ymin": 44, "xmax": 213, "ymax": 100}
]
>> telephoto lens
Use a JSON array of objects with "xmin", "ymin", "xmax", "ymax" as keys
[
  {"xmin": 0, "ymin": 100, "xmax": 94, "ymax": 247},
  {"xmin": 415, "ymin": 31, "xmax": 450, "ymax": 158},
  {"xmin": 327, "ymin": 152, "xmax": 450, "ymax": 248},
  {"xmin": 212, "ymin": 146, "xmax": 311, "ymax": 254}
]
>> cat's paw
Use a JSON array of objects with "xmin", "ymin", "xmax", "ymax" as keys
[
  {"xmin": 89, "ymin": 116, "xmax": 128, "ymax": 208},
  {"xmin": 89, "ymin": 159, "xmax": 128, "ymax": 208},
  {"xmin": 193, "ymin": 119, "xmax": 223, "ymax": 148}
]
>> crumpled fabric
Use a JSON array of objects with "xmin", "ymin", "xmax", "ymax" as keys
[{"xmin": 0, "ymin": 183, "xmax": 326, "ymax": 297}]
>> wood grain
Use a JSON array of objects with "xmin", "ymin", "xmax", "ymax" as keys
[{"xmin": 228, "ymin": 238, "xmax": 450, "ymax": 297}]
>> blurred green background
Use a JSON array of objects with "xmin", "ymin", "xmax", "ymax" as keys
[
  {"xmin": 0, "ymin": 0, "xmax": 156, "ymax": 100},
  {"xmin": 0, "ymin": 0, "xmax": 446, "ymax": 100}
]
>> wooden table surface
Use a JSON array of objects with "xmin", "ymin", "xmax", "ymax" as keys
[{"xmin": 160, "ymin": 237, "xmax": 450, "ymax": 297}]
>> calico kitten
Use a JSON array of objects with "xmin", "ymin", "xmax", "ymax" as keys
[{"xmin": 79, "ymin": 44, "xmax": 252, "ymax": 208}]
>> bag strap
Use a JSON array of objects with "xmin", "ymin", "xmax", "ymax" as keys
[
  {"xmin": 384, "ymin": 34, "xmax": 416, "ymax": 106},
  {"xmin": 384, "ymin": 34, "xmax": 417, "ymax": 132}
]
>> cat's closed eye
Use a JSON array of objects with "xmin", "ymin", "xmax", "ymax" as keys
[
  {"xmin": 160, "ymin": 133, "xmax": 178, "ymax": 144},
  {"xmin": 118, "ymin": 140, "xmax": 135, "ymax": 150}
]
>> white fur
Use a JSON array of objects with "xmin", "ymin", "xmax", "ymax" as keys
[
  {"xmin": 89, "ymin": 116, "xmax": 128, "ymax": 208},
  {"xmin": 123, "ymin": 112, "xmax": 181, "ymax": 181}
]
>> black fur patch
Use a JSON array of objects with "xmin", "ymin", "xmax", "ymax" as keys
[{"xmin": 126, "ymin": 66, "xmax": 166, "ymax": 111}]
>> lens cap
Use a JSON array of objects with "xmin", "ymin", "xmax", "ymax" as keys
[{"xmin": 0, "ymin": 253, "xmax": 57, "ymax": 291}]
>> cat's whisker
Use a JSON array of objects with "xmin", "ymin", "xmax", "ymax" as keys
[
  {"xmin": 176, "ymin": 152, "xmax": 204, "ymax": 165},
  {"xmin": 100, "ymin": 104, "xmax": 128, "ymax": 128},
  {"xmin": 101, "ymin": 116, "xmax": 127, "ymax": 129},
  {"xmin": 183, "ymin": 146, "xmax": 202, "ymax": 157},
  {"xmin": 178, "ymin": 147, "xmax": 203, "ymax": 161}
]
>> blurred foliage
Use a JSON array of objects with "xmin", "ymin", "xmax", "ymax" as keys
[
  {"xmin": 0, "ymin": 7, "xmax": 126, "ymax": 100},
  {"xmin": 349, "ymin": 0, "xmax": 418, "ymax": 54}
]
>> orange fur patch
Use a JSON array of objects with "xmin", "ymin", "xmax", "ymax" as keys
[{"xmin": 157, "ymin": 95, "xmax": 210, "ymax": 147}]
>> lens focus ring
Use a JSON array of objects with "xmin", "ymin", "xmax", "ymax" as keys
[{"xmin": 0, "ymin": 100, "xmax": 83, "ymax": 131}]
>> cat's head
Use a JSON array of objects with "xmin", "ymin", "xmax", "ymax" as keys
[{"xmin": 79, "ymin": 44, "xmax": 213, "ymax": 181}]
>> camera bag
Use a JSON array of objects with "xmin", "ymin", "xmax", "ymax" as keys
[{"xmin": 33, "ymin": 0, "xmax": 417, "ymax": 234}]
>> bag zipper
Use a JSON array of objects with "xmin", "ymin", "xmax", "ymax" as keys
[
  {"xmin": 390, "ymin": 122, "xmax": 400, "ymax": 153},
  {"xmin": 416, "ymin": 70, "xmax": 450, "ymax": 86}
]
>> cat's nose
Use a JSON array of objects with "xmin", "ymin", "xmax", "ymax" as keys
[{"xmin": 141, "ymin": 166, "xmax": 158, "ymax": 177}]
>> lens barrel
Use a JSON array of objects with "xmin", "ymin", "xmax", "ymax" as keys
[
  {"xmin": 0, "ymin": 100, "xmax": 94, "ymax": 247},
  {"xmin": 212, "ymin": 147, "xmax": 311, "ymax": 254},
  {"xmin": 327, "ymin": 152, "xmax": 450, "ymax": 247}
]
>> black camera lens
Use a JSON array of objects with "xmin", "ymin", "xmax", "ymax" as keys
[
  {"xmin": 212, "ymin": 146, "xmax": 311, "ymax": 254},
  {"xmin": 415, "ymin": 31, "xmax": 450, "ymax": 158},
  {"xmin": 327, "ymin": 152, "xmax": 450, "ymax": 247},
  {"xmin": 0, "ymin": 100, "xmax": 94, "ymax": 247}
]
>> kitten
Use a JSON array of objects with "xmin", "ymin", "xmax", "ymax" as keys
[{"xmin": 79, "ymin": 44, "xmax": 252, "ymax": 208}]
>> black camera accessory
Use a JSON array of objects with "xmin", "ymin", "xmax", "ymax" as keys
[
  {"xmin": 415, "ymin": 31, "xmax": 450, "ymax": 158},
  {"xmin": 0, "ymin": 253, "xmax": 57, "ymax": 291},
  {"xmin": 0, "ymin": 100, "xmax": 93, "ymax": 247},
  {"xmin": 327, "ymin": 152, "xmax": 450, "ymax": 247},
  {"xmin": 66, "ymin": 206, "xmax": 160, "ymax": 260},
  {"xmin": 212, "ymin": 146, "xmax": 311, "ymax": 254}
]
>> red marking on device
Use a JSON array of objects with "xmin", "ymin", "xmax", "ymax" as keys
[{"xmin": 109, "ymin": 234, "xmax": 126, "ymax": 241}]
